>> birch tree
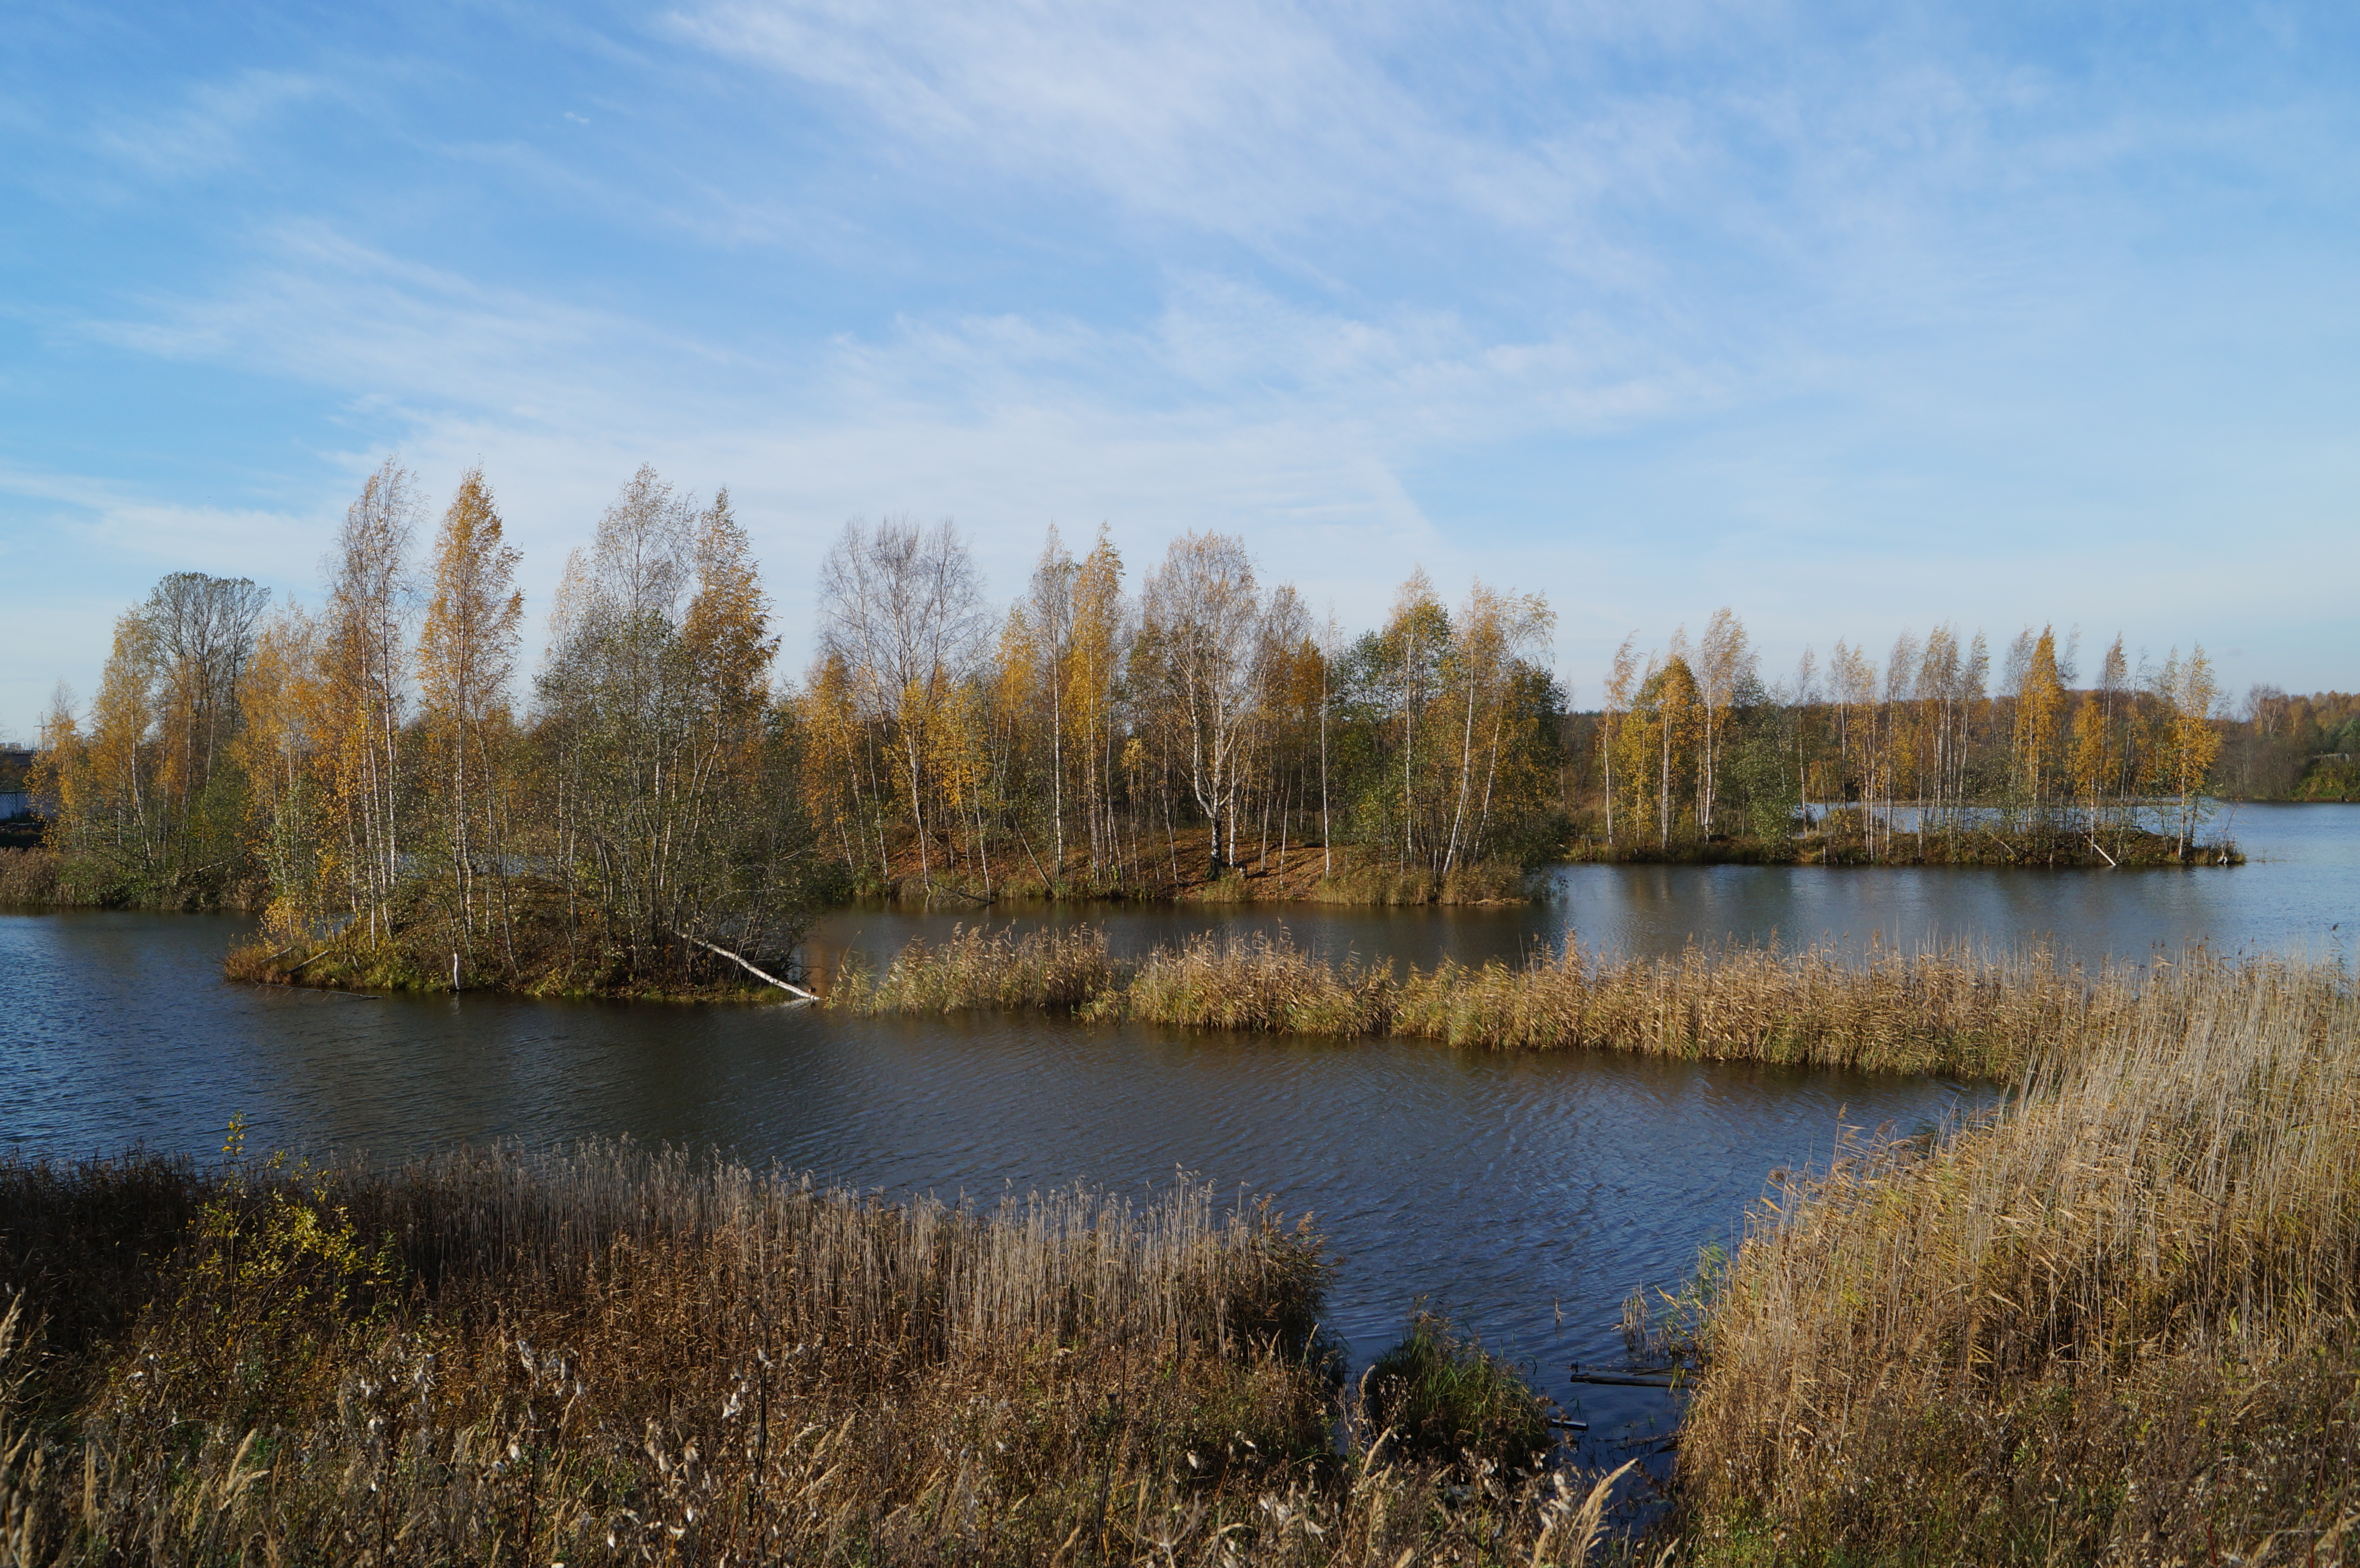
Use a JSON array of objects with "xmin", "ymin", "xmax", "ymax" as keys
[
  {"xmin": 1600, "ymin": 636, "xmax": 1639, "ymax": 850},
  {"xmin": 1136, "ymin": 532, "xmax": 1263, "ymax": 876},
  {"xmin": 418, "ymin": 468, "xmax": 523, "ymax": 943},
  {"xmin": 2013, "ymin": 626, "xmax": 2065, "ymax": 823},
  {"xmin": 815, "ymin": 517, "xmax": 987, "ymax": 882},
  {"xmin": 1696, "ymin": 608, "xmax": 1752, "ymax": 838},
  {"xmin": 536, "ymin": 476, "xmax": 807, "ymax": 982},
  {"xmin": 2151, "ymin": 645, "xmax": 2222, "ymax": 857},
  {"xmin": 323, "ymin": 457, "xmax": 421, "ymax": 938}
]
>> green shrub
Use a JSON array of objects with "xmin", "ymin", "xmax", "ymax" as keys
[{"xmin": 1360, "ymin": 1310, "xmax": 1550, "ymax": 1470}]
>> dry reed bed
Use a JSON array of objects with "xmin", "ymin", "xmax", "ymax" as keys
[
  {"xmin": 0, "ymin": 1143, "xmax": 1636, "ymax": 1566},
  {"xmin": 839, "ymin": 924, "xmax": 2139, "ymax": 1078},
  {"xmin": 1679, "ymin": 956, "xmax": 2360, "ymax": 1564},
  {"xmin": 0, "ymin": 846, "xmax": 60, "ymax": 905}
]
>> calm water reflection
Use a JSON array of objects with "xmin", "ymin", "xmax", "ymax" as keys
[
  {"xmin": 809, "ymin": 802, "xmax": 2357, "ymax": 975},
  {"xmin": 3, "ymin": 803, "xmax": 2351, "ymax": 1448}
]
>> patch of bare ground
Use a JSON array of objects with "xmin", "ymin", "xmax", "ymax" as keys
[{"xmin": 865, "ymin": 826, "xmax": 1532, "ymax": 906}]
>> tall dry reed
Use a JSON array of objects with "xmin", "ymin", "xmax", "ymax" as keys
[
  {"xmin": 845, "ymin": 923, "xmax": 2133, "ymax": 1079},
  {"xmin": 1388, "ymin": 939, "xmax": 2123, "ymax": 1076},
  {"xmin": 832, "ymin": 921, "xmax": 1123, "ymax": 1013},
  {"xmin": 1090, "ymin": 931, "xmax": 1393, "ymax": 1035},
  {"xmin": 0, "ymin": 1143, "xmax": 1643, "ymax": 1565},
  {"xmin": 0, "ymin": 846, "xmax": 59, "ymax": 905},
  {"xmin": 1678, "ymin": 954, "xmax": 2360, "ymax": 1564}
]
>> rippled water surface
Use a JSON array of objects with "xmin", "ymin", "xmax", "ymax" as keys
[{"xmin": 4, "ymin": 803, "xmax": 2352, "ymax": 1446}]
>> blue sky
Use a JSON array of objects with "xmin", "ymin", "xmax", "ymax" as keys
[{"xmin": 4, "ymin": 0, "xmax": 2356, "ymax": 738}]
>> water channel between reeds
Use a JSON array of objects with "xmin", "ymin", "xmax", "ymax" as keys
[{"xmin": 3, "ymin": 803, "xmax": 2353, "ymax": 1458}]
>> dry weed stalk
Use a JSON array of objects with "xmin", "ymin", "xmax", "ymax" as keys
[
  {"xmin": 0, "ymin": 1143, "xmax": 1644, "ymax": 1565},
  {"xmin": 1681, "ymin": 955, "xmax": 2360, "ymax": 1564}
]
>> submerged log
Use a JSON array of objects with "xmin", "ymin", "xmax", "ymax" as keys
[{"xmin": 1568, "ymin": 1366, "xmax": 1682, "ymax": 1388}]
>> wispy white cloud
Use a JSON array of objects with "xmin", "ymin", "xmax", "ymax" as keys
[
  {"xmin": 670, "ymin": 0, "xmax": 1564, "ymax": 246},
  {"xmin": 88, "ymin": 68, "xmax": 330, "ymax": 179},
  {"xmin": 74, "ymin": 223, "xmax": 738, "ymax": 429},
  {"xmin": 0, "ymin": 460, "xmax": 321, "ymax": 581}
]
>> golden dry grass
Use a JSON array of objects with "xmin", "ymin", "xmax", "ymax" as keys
[
  {"xmin": 1677, "ymin": 954, "xmax": 2360, "ymax": 1565},
  {"xmin": 831, "ymin": 921, "xmax": 1123, "ymax": 1013},
  {"xmin": 841, "ymin": 923, "xmax": 2134, "ymax": 1079},
  {"xmin": 0, "ymin": 846, "xmax": 60, "ymax": 905},
  {"xmin": 0, "ymin": 1142, "xmax": 1643, "ymax": 1566}
]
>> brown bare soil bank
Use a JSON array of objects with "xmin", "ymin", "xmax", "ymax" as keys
[{"xmin": 867, "ymin": 824, "xmax": 1533, "ymax": 905}]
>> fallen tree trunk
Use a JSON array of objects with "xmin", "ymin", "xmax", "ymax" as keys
[
  {"xmin": 1567, "ymin": 1367, "xmax": 1682, "ymax": 1388},
  {"xmin": 676, "ymin": 931, "xmax": 820, "ymax": 1004}
]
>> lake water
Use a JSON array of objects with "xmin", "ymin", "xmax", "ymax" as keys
[{"xmin": 3, "ymin": 802, "xmax": 2352, "ymax": 1456}]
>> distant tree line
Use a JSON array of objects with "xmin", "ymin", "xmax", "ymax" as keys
[
  {"xmin": 1587, "ymin": 617, "xmax": 2231, "ymax": 861},
  {"xmin": 2215, "ymin": 688, "xmax": 2360, "ymax": 802}
]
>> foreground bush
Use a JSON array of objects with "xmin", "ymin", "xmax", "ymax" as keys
[
  {"xmin": 0, "ymin": 1143, "xmax": 1635, "ymax": 1565},
  {"xmin": 842, "ymin": 923, "xmax": 2146, "ymax": 1078},
  {"xmin": 222, "ymin": 870, "xmax": 830, "ymax": 1001},
  {"xmin": 1678, "ymin": 956, "xmax": 2360, "ymax": 1565},
  {"xmin": 1360, "ymin": 1311, "xmax": 1553, "ymax": 1470}
]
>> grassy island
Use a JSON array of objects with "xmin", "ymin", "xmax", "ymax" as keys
[{"xmin": 835, "ymin": 925, "xmax": 2262, "ymax": 1080}]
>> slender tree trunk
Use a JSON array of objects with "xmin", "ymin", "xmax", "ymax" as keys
[
  {"xmin": 1603, "ymin": 712, "xmax": 1616, "ymax": 850},
  {"xmin": 1319, "ymin": 655, "xmax": 1331, "ymax": 876},
  {"xmin": 1050, "ymin": 659, "xmax": 1064, "ymax": 883},
  {"xmin": 1659, "ymin": 720, "xmax": 1671, "ymax": 851},
  {"xmin": 1445, "ymin": 660, "xmax": 1478, "ymax": 874}
]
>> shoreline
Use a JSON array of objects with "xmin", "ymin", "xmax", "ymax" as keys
[{"xmin": 0, "ymin": 813, "xmax": 2260, "ymax": 921}]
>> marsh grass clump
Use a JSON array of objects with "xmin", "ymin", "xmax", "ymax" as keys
[
  {"xmin": 842, "ymin": 923, "xmax": 2136, "ymax": 1080},
  {"xmin": 0, "ymin": 1141, "xmax": 1651, "ymax": 1565},
  {"xmin": 1090, "ymin": 931, "xmax": 1393, "ymax": 1035},
  {"xmin": 0, "ymin": 845, "xmax": 60, "ymax": 905},
  {"xmin": 1678, "ymin": 956, "xmax": 2360, "ymax": 1565},
  {"xmin": 1388, "ymin": 938, "xmax": 2125, "ymax": 1076},
  {"xmin": 1360, "ymin": 1311, "xmax": 1553, "ymax": 1471},
  {"xmin": 832, "ymin": 921, "xmax": 1124, "ymax": 1011}
]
